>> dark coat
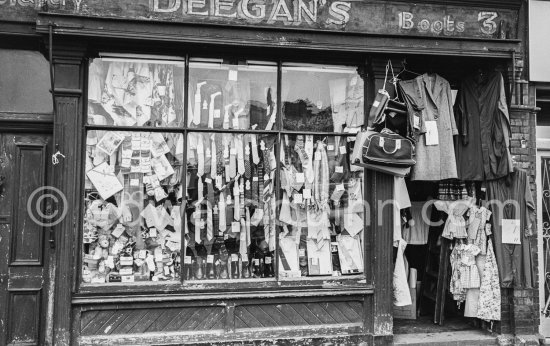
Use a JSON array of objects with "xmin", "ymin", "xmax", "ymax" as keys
[{"xmin": 454, "ymin": 71, "xmax": 512, "ymax": 181}]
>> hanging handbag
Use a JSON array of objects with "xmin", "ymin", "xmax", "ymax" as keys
[
  {"xmin": 371, "ymin": 61, "xmax": 409, "ymax": 137},
  {"xmin": 361, "ymin": 128, "xmax": 416, "ymax": 167}
]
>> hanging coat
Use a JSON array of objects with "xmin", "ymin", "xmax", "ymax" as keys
[
  {"xmin": 454, "ymin": 70, "xmax": 513, "ymax": 181},
  {"xmin": 486, "ymin": 168, "xmax": 536, "ymax": 288},
  {"xmin": 399, "ymin": 74, "xmax": 458, "ymax": 181}
]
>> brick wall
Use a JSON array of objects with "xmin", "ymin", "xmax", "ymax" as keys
[{"xmin": 502, "ymin": 106, "xmax": 540, "ymax": 337}]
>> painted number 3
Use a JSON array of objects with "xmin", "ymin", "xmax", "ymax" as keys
[{"xmin": 478, "ymin": 11, "xmax": 498, "ymax": 35}]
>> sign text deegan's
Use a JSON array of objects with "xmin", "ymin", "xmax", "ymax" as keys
[{"xmin": 2, "ymin": 0, "xmax": 519, "ymax": 39}]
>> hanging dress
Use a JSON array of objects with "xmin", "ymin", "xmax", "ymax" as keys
[{"xmin": 477, "ymin": 242, "xmax": 501, "ymax": 321}]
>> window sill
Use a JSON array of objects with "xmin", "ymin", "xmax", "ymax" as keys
[
  {"xmin": 72, "ymin": 285, "xmax": 373, "ymax": 305},
  {"xmin": 75, "ymin": 275, "xmax": 371, "ymax": 302}
]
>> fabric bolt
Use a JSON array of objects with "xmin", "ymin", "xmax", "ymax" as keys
[
  {"xmin": 438, "ymin": 180, "xmax": 468, "ymax": 201},
  {"xmin": 398, "ymin": 74, "xmax": 458, "ymax": 181},
  {"xmin": 454, "ymin": 70, "xmax": 512, "ymax": 181},
  {"xmin": 477, "ymin": 242, "xmax": 501, "ymax": 321},
  {"xmin": 434, "ymin": 198, "xmax": 474, "ymax": 239},
  {"xmin": 402, "ymin": 201, "xmax": 431, "ymax": 245},
  {"xmin": 486, "ymin": 168, "xmax": 536, "ymax": 288}
]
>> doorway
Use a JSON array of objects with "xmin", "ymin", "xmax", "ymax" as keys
[{"xmin": 0, "ymin": 133, "xmax": 55, "ymax": 346}]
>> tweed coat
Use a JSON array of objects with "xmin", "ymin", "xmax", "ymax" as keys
[{"xmin": 399, "ymin": 74, "xmax": 458, "ymax": 181}]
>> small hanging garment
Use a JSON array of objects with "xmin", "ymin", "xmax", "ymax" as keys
[{"xmin": 393, "ymin": 239, "xmax": 412, "ymax": 306}]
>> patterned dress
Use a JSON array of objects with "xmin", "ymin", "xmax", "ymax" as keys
[{"xmin": 477, "ymin": 242, "xmax": 501, "ymax": 321}]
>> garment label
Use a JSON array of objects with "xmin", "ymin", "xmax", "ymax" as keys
[
  {"xmin": 502, "ymin": 219, "xmax": 521, "ymax": 244},
  {"xmin": 425, "ymin": 120, "xmax": 439, "ymax": 146},
  {"xmin": 414, "ymin": 115, "xmax": 420, "ymax": 130}
]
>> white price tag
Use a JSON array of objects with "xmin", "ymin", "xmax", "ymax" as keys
[
  {"xmin": 335, "ymin": 166, "xmax": 344, "ymax": 173},
  {"xmin": 339, "ymin": 146, "xmax": 347, "ymax": 154},
  {"xmin": 232, "ymin": 221, "xmax": 240, "ymax": 233},
  {"xmin": 296, "ymin": 172, "xmax": 305, "ymax": 183},
  {"xmin": 207, "ymin": 255, "xmax": 214, "ymax": 263}
]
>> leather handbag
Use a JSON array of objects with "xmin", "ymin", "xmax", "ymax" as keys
[{"xmin": 361, "ymin": 129, "xmax": 416, "ymax": 167}]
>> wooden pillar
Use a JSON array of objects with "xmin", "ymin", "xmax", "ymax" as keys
[
  {"xmin": 365, "ymin": 169, "xmax": 394, "ymax": 343},
  {"xmin": 49, "ymin": 41, "xmax": 86, "ymax": 346}
]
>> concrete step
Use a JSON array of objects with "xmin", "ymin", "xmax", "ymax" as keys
[{"xmin": 394, "ymin": 330, "xmax": 498, "ymax": 346}]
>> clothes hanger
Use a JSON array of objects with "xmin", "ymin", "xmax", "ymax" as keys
[{"xmin": 394, "ymin": 58, "xmax": 421, "ymax": 80}]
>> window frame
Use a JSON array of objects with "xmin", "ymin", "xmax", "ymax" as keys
[{"xmin": 76, "ymin": 52, "xmax": 372, "ymax": 295}]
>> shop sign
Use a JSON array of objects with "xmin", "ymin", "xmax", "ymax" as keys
[{"xmin": 2, "ymin": 0, "xmax": 518, "ymax": 39}]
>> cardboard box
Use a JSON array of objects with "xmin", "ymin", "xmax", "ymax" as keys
[{"xmin": 393, "ymin": 287, "xmax": 417, "ymax": 320}]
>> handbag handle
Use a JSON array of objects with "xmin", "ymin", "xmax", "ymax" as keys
[{"xmin": 378, "ymin": 137, "xmax": 401, "ymax": 155}]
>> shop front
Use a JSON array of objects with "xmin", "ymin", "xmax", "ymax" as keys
[{"xmin": 0, "ymin": 0, "xmax": 539, "ymax": 345}]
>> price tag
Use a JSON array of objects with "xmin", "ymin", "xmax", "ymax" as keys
[
  {"xmin": 231, "ymin": 253, "xmax": 239, "ymax": 261},
  {"xmin": 299, "ymin": 248, "xmax": 306, "ymax": 257},
  {"xmin": 296, "ymin": 172, "xmax": 305, "ymax": 183},
  {"xmin": 314, "ymin": 152, "xmax": 321, "ymax": 161},
  {"xmin": 232, "ymin": 118, "xmax": 239, "ymax": 128},
  {"xmin": 303, "ymin": 189, "xmax": 312, "ymax": 199},
  {"xmin": 205, "ymin": 177, "xmax": 212, "ymax": 184},
  {"xmin": 139, "ymin": 250, "xmax": 148, "ymax": 259},
  {"xmin": 121, "ymin": 275, "xmax": 135, "ymax": 283},
  {"xmin": 253, "ymin": 258, "xmax": 260, "ymax": 265},
  {"xmin": 293, "ymin": 193, "xmax": 303, "ymax": 204},
  {"xmin": 335, "ymin": 166, "xmax": 344, "ymax": 173},
  {"xmin": 327, "ymin": 144, "xmax": 334, "ymax": 151},
  {"xmin": 184, "ymin": 256, "xmax": 192, "ymax": 264},
  {"xmin": 213, "ymin": 109, "xmax": 221, "ymax": 118},
  {"xmin": 230, "ymin": 148, "xmax": 237, "ymax": 156},
  {"xmin": 252, "ymin": 176, "xmax": 259, "ymax": 182},
  {"xmin": 228, "ymin": 69, "xmax": 238, "ymax": 81},
  {"xmin": 149, "ymin": 227, "xmax": 157, "ymax": 237},
  {"xmin": 232, "ymin": 221, "xmax": 241, "ymax": 233},
  {"xmin": 216, "ymin": 175, "xmax": 223, "ymax": 187},
  {"xmin": 336, "ymin": 183, "xmax": 345, "ymax": 191},
  {"xmin": 264, "ymin": 174, "xmax": 270, "ymax": 181},
  {"xmin": 339, "ymin": 146, "xmax": 347, "ymax": 154},
  {"xmin": 265, "ymin": 256, "xmax": 272, "ymax": 264},
  {"xmin": 207, "ymin": 255, "xmax": 214, "ymax": 263}
]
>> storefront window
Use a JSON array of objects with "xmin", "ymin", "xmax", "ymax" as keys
[
  {"xmin": 278, "ymin": 135, "xmax": 364, "ymax": 278},
  {"xmin": 87, "ymin": 58, "xmax": 185, "ymax": 127},
  {"xmin": 185, "ymin": 133, "xmax": 277, "ymax": 280},
  {"xmin": 282, "ymin": 64, "xmax": 364, "ymax": 132},
  {"xmin": 82, "ymin": 57, "xmax": 365, "ymax": 286},
  {"xmin": 188, "ymin": 60, "xmax": 277, "ymax": 130},
  {"xmin": 83, "ymin": 130, "xmax": 183, "ymax": 284}
]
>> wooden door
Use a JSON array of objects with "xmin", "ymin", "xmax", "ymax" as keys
[{"xmin": 0, "ymin": 133, "xmax": 54, "ymax": 346}]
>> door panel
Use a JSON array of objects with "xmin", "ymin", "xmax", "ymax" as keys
[
  {"xmin": 11, "ymin": 140, "xmax": 48, "ymax": 265},
  {"xmin": 0, "ymin": 133, "xmax": 53, "ymax": 346}
]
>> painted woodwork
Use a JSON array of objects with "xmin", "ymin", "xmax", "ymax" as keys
[
  {"xmin": 4, "ymin": 0, "xmax": 519, "ymax": 40},
  {"xmin": 0, "ymin": 133, "xmax": 52, "ymax": 346}
]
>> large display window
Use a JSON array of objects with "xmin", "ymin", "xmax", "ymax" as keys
[{"xmin": 82, "ymin": 56, "xmax": 366, "ymax": 286}]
